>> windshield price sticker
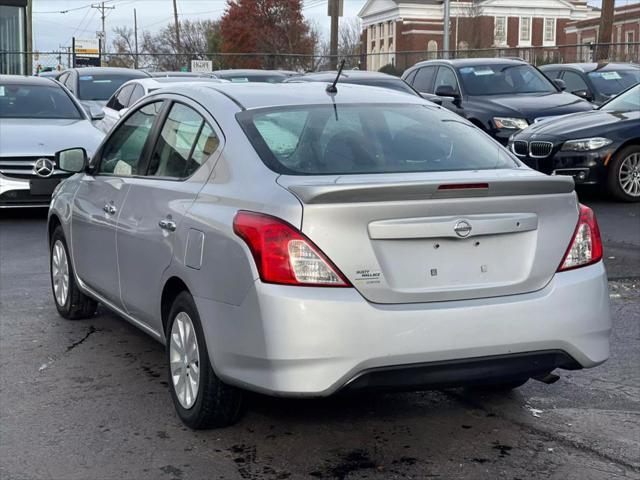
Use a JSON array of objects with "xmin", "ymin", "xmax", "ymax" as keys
[
  {"xmin": 600, "ymin": 72, "xmax": 622, "ymax": 80},
  {"xmin": 472, "ymin": 67, "xmax": 495, "ymax": 76}
]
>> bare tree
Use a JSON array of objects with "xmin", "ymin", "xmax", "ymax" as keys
[
  {"xmin": 456, "ymin": 1, "xmax": 485, "ymax": 53},
  {"xmin": 316, "ymin": 17, "xmax": 363, "ymax": 70},
  {"xmin": 109, "ymin": 26, "xmax": 137, "ymax": 67}
]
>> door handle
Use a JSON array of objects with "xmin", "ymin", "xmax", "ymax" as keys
[
  {"xmin": 158, "ymin": 219, "xmax": 176, "ymax": 232},
  {"xmin": 103, "ymin": 203, "xmax": 117, "ymax": 215}
]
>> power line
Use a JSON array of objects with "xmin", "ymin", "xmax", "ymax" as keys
[{"xmin": 92, "ymin": 2, "xmax": 116, "ymax": 52}]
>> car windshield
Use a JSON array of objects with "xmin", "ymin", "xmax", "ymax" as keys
[
  {"xmin": 0, "ymin": 83, "xmax": 82, "ymax": 119},
  {"xmin": 78, "ymin": 74, "xmax": 140, "ymax": 100},
  {"xmin": 588, "ymin": 69, "xmax": 640, "ymax": 96},
  {"xmin": 600, "ymin": 84, "xmax": 640, "ymax": 112},
  {"xmin": 457, "ymin": 64, "xmax": 557, "ymax": 95},
  {"xmin": 237, "ymin": 103, "xmax": 516, "ymax": 175}
]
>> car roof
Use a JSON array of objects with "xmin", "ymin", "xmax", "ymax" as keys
[
  {"xmin": 149, "ymin": 71, "xmax": 214, "ymax": 77},
  {"xmin": 158, "ymin": 81, "xmax": 427, "ymax": 110},
  {"xmin": 295, "ymin": 71, "xmax": 401, "ymax": 81},
  {"xmin": 0, "ymin": 74, "xmax": 59, "ymax": 85},
  {"xmin": 539, "ymin": 62, "xmax": 640, "ymax": 72},
  {"xmin": 63, "ymin": 67, "xmax": 150, "ymax": 77},
  {"xmin": 212, "ymin": 69, "xmax": 288, "ymax": 76},
  {"xmin": 411, "ymin": 58, "xmax": 528, "ymax": 69},
  {"xmin": 118, "ymin": 77, "xmax": 223, "ymax": 90}
]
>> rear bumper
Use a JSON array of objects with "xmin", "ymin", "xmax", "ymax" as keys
[{"xmin": 195, "ymin": 261, "xmax": 611, "ymax": 397}]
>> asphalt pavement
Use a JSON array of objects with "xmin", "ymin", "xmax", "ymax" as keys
[{"xmin": 1, "ymin": 193, "xmax": 638, "ymax": 480}]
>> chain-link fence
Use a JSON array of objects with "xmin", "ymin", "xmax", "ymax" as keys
[{"xmin": 2, "ymin": 42, "xmax": 638, "ymax": 76}]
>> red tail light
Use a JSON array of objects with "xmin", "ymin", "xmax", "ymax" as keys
[
  {"xmin": 233, "ymin": 211, "xmax": 351, "ymax": 287},
  {"xmin": 558, "ymin": 204, "xmax": 603, "ymax": 272}
]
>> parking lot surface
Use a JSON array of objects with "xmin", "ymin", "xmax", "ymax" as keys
[{"xmin": 1, "ymin": 192, "xmax": 638, "ymax": 480}]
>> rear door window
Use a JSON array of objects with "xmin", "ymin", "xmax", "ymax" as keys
[
  {"xmin": 127, "ymin": 84, "xmax": 145, "ymax": 106},
  {"xmin": 147, "ymin": 103, "xmax": 218, "ymax": 178}
]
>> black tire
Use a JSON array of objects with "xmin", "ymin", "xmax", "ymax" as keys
[
  {"xmin": 467, "ymin": 378, "xmax": 529, "ymax": 392},
  {"xmin": 607, "ymin": 145, "xmax": 640, "ymax": 202},
  {"xmin": 166, "ymin": 291, "xmax": 245, "ymax": 429},
  {"xmin": 50, "ymin": 226, "xmax": 98, "ymax": 320}
]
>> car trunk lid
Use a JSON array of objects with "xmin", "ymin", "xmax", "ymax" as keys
[{"xmin": 278, "ymin": 169, "xmax": 578, "ymax": 304}]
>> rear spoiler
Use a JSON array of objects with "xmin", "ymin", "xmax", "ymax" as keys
[{"xmin": 287, "ymin": 176, "xmax": 575, "ymax": 204}]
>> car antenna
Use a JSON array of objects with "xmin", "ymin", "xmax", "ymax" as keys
[{"xmin": 326, "ymin": 59, "xmax": 346, "ymax": 94}]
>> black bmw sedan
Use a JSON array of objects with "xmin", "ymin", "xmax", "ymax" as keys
[{"xmin": 509, "ymin": 84, "xmax": 640, "ymax": 202}]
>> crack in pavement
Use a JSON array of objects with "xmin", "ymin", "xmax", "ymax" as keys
[
  {"xmin": 66, "ymin": 326, "xmax": 99, "ymax": 353},
  {"xmin": 38, "ymin": 325, "xmax": 101, "ymax": 372},
  {"xmin": 441, "ymin": 390, "xmax": 640, "ymax": 474}
]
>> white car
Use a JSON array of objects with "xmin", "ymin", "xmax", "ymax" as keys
[{"xmin": 97, "ymin": 77, "xmax": 225, "ymax": 133}]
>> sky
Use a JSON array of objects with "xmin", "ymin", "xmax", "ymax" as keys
[{"xmin": 31, "ymin": 0, "xmax": 633, "ymax": 52}]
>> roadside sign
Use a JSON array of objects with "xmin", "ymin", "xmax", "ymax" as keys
[
  {"xmin": 73, "ymin": 38, "xmax": 101, "ymax": 67},
  {"xmin": 191, "ymin": 60, "xmax": 213, "ymax": 73}
]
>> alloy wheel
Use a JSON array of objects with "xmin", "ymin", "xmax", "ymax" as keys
[
  {"xmin": 51, "ymin": 240, "xmax": 70, "ymax": 306},
  {"xmin": 169, "ymin": 312, "xmax": 201, "ymax": 409},
  {"xmin": 619, "ymin": 152, "xmax": 640, "ymax": 197}
]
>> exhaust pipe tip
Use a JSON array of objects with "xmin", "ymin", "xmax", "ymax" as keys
[{"xmin": 532, "ymin": 373, "xmax": 560, "ymax": 384}]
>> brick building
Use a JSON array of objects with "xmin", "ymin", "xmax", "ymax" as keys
[
  {"xmin": 565, "ymin": 3, "xmax": 640, "ymax": 62},
  {"xmin": 358, "ymin": 0, "xmax": 600, "ymax": 71}
]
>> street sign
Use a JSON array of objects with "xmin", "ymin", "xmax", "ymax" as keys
[
  {"xmin": 191, "ymin": 60, "xmax": 213, "ymax": 73},
  {"xmin": 73, "ymin": 38, "xmax": 101, "ymax": 67}
]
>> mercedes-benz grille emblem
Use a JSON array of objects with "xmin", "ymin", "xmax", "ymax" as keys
[
  {"xmin": 454, "ymin": 220, "xmax": 472, "ymax": 238},
  {"xmin": 34, "ymin": 158, "xmax": 55, "ymax": 178}
]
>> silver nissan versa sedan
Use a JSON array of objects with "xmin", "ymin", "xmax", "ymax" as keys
[{"xmin": 47, "ymin": 82, "xmax": 611, "ymax": 429}]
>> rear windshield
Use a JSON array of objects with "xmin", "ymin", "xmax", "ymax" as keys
[
  {"xmin": 237, "ymin": 104, "xmax": 516, "ymax": 175},
  {"xmin": 0, "ymin": 83, "xmax": 82, "ymax": 119},
  {"xmin": 78, "ymin": 74, "xmax": 145, "ymax": 100},
  {"xmin": 458, "ymin": 64, "xmax": 557, "ymax": 96},
  {"xmin": 588, "ymin": 70, "xmax": 640, "ymax": 96}
]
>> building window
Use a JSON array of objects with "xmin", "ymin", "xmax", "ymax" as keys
[
  {"xmin": 626, "ymin": 32, "xmax": 636, "ymax": 56},
  {"xmin": 427, "ymin": 40, "xmax": 438, "ymax": 60},
  {"xmin": 519, "ymin": 17, "xmax": 531, "ymax": 44},
  {"xmin": 0, "ymin": 4, "xmax": 27, "ymax": 75},
  {"xmin": 378, "ymin": 23, "xmax": 383, "ymax": 39},
  {"xmin": 544, "ymin": 18, "xmax": 556, "ymax": 44},
  {"xmin": 388, "ymin": 20, "xmax": 393, "ymax": 39},
  {"xmin": 494, "ymin": 16, "xmax": 507, "ymax": 46}
]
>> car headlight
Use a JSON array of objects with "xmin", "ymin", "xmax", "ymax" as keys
[
  {"xmin": 561, "ymin": 137, "xmax": 612, "ymax": 151},
  {"xmin": 493, "ymin": 117, "xmax": 529, "ymax": 130}
]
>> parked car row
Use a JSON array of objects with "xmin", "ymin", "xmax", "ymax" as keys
[{"xmin": 2, "ymin": 59, "xmax": 638, "ymax": 211}]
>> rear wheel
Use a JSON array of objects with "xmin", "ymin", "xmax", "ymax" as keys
[
  {"xmin": 166, "ymin": 291, "xmax": 245, "ymax": 429},
  {"xmin": 608, "ymin": 146, "xmax": 640, "ymax": 202},
  {"xmin": 50, "ymin": 226, "xmax": 98, "ymax": 319}
]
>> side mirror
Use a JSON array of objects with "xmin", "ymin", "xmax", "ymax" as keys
[
  {"xmin": 435, "ymin": 84, "xmax": 460, "ymax": 99},
  {"xmin": 117, "ymin": 107, "xmax": 129, "ymax": 118},
  {"xmin": 572, "ymin": 89, "xmax": 593, "ymax": 101},
  {"xmin": 56, "ymin": 148, "xmax": 87, "ymax": 173},
  {"xmin": 84, "ymin": 104, "xmax": 105, "ymax": 120},
  {"xmin": 553, "ymin": 79, "xmax": 567, "ymax": 91}
]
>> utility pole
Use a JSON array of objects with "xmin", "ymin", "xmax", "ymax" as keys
[
  {"xmin": 443, "ymin": 0, "xmax": 450, "ymax": 59},
  {"xmin": 596, "ymin": 0, "xmax": 615, "ymax": 61},
  {"xmin": 91, "ymin": 2, "xmax": 116, "ymax": 54},
  {"xmin": 329, "ymin": 0, "xmax": 339, "ymax": 68},
  {"xmin": 134, "ymin": 8, "xmax": 139, "ymax": 69},
  {"xmin": 172, "ymin": 0, "xmax": 182, "ymax": 54},
  {"xmin": 26, "ymin": 0, "xmax": 33, "ymax": 74}
]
